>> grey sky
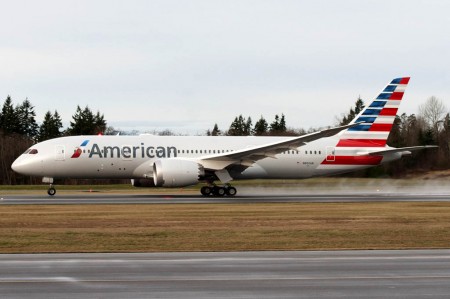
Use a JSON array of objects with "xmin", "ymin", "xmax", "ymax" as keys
[{"xmin": 1, "ymin": 0, "xmax": 449, "ymax": 134}]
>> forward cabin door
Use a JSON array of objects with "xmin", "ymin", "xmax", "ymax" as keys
[{"xmin": 55, "ymin": 145, "xmax": 65, "ymax": 161}]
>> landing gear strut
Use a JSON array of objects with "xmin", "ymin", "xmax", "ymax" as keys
[
  {"xmin": 43, "ymin": 177, "xmax": 56, "ymax": 196},
  {"xmin": 200, "ymin": 184, "xmax": 237, "ymax": 197}
]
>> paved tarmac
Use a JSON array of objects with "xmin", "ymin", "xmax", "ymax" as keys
[
  {"xmin": 1, "ymin": 192, "xmax": 450, "ymax": 205},
  {"xmin": 1, "ymin": 250, "xmax": 450, "ymax": 299}
]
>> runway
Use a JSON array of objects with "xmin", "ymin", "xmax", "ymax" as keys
[
  {"xmin": 1, "ymin": 250, "xmax": 449, "ymax": 299},
  {"xmin": 2, "ymin": 191, "xmax": 450, "ymax": 205}
]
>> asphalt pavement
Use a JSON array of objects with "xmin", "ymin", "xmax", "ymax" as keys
[{"xmin": 1, "ymin": 250, "xmax": 450, "ymax": 299}]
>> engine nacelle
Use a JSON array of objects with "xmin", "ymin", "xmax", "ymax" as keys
[{"xmin": 153, "ymin": 159, "xmax": 204, "ymax": 187}]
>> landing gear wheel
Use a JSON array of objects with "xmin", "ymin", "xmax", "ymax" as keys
[
  {"xmin": 200, "ymin": 184, "xmax": 237, "ymax": 197},
  {"xmin": 213, "ymin": 186, "xmax": 226, "ymax": 197},
  {"xmin": 226, "ymin": 186, "xmax": 237, "ymax": 197},
  {"xmin": 47, "ymin": 187, "xmax": 56, "ymax": 196},
  {"xmin": 201, "ymin": 186, "xmax": 212, "ymax": 196}
]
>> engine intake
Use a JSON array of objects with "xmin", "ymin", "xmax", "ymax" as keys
[{"xmin": 153, "ymin": 159, "xmax": 204, "ymax": 187}]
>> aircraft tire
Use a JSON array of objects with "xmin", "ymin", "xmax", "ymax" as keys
[
  {"xmin": 47, "ymin": 187, "xmax": 56, "ymax": 196},
  {"xmin": 226, "ymin": 186, "xmax": 237, "ymax": 197},
  {"xmin": 213, "ymin": 186, "xmax": 226, "ymax": 197},
  {"xmin": 201, "ymin": 186, "xmax": 212, "ymax": 196}
]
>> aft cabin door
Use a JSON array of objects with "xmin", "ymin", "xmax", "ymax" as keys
[
  {"xmin": 55, "ymin": 145, "xmax": 65, "ymax": 161},
  {"xmin": 326, "ymin": 146, "xmax": 335, "ymax": 162}
]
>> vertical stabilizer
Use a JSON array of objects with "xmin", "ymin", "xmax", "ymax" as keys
[{"xmin": 337, "ymin": 77, "xmax": 410, "ymax": 147}]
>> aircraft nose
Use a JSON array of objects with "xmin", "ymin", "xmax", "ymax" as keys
[
  {"xmin": 11, "ymin": 158, "xmax": 26, "ymax": 174},
  {"xmin": 11, "ymin": 156, "xmax": 37, "ymax": 175}
]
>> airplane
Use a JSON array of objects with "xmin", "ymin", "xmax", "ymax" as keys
[{"xmin": 11, "ymin": 77, "xmax": 437, "ymax": 196}]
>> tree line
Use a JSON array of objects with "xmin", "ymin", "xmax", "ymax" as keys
[
  {"xmin": 207, "ymin": 113, "xmax": 302, "ymax": 136},
  {"xmin": 1, "ymin": 94, "xmax": 449, "ymax": 184}
]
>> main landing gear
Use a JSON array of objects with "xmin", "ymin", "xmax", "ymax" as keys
[{"xmin": 200, "ymin": 184, "xmax": 237, "ymax": 197}]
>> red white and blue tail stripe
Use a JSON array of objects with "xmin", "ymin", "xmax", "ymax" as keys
[
  {"xmin": 317, "ymin": 77, "xmax": 435, "ymax": 171},
  {"xmin": 337, "ymin": 77, "xmax": 410, "ymax": 148}
]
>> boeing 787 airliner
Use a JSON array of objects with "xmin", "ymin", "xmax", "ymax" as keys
[{"xmin": 12, "ymin": 77, "xmax": 436, "ymax": 196}]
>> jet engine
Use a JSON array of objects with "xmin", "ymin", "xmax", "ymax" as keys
[{"xmin": 153, "ymin": 159, "xmax": 205, "ymax": 187}]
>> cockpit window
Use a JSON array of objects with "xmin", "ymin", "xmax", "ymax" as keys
[{"xmin": 29, "ymin": 149, "xmax": 38, "ymax": 154}]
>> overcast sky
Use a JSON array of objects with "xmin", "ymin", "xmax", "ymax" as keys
[{"xmin": 1, "ymin": 0, "xmax": 449, "ymax": 134}]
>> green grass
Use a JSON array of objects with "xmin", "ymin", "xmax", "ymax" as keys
[{"xmin": 1, "ymin": 202, "xmax": 450, "ymax": 253}]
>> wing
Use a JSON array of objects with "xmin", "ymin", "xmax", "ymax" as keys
[{"xmin": 196, "ymin": 123, "xmax": 359, "ymax": 173}]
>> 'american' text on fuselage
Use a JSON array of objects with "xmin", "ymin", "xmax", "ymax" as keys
[{"xmin": 88, "ymin": 143, "xmax": 178, "ymax": 159}]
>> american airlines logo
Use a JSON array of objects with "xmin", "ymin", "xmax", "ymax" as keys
[
  {"xmin": 71, "ymin": 140, "xmax": 90, "ymax": 158},
  {"xmin": 72, "ymin": 141, "xmax": 178, "ymax": 159}
]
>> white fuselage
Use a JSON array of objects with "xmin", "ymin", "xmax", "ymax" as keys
[{"xmin": 11, "ymin": 134, "xmax": 400, "ymax": 182}]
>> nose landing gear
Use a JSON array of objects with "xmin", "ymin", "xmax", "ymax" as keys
[
  {"xmin": 43, "ymin": 177, "xmax": 56, "ymax": 196},
  {"xmin": 47, "ymin": 186, "xmax": 56, "ymax": 196}
]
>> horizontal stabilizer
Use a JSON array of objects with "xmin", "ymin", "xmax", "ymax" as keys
[{"xmin": 367, "ymin": 145, "xmax": 438, "ymax": 156}]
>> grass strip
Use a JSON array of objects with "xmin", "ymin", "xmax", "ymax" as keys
[{"xmin": 1, "ymin": 202, "xmax": 450, "ymax": 253}]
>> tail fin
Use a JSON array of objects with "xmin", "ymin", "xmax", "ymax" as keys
[{"xmin": 337, "ymin": 77, "xmax": 410, "ymax": 147}]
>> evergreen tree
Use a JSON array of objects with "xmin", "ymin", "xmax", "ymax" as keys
[
  {"xmin": 340, "ymin": 97, "xmax": 365, "ymax": 125},
  {"xmin": 38, "ymin": 110, "xmax": 63, "ymax": 141},
  {"xmin": 94, "ymin": 111, "xmax": 107, "ymax": 134},
  {"xmin": 228, "ymin": 115, "xmax": 251, "ymax": 136},
  {"xmin": 227, "ymin": 116, "xmax": 240, "ymax": 136},
  {"xmin": 16, "ymin": 99, "xmax": 38, "ymax": 138},
  {"xmin": 67, "ymin": 105, "xmax": 107, "ymax": 135},
  {"xmin": 270, "ymin": 114, "xmax": 280, "ymax": 132},
  {"xmin": 419, "ymin": 128, "xmax": 435, "ymax": 145},
  {"xmin": 207, "ymin": 124, "xmax": 221, "ymax": 136},
  {"xmin": 269, "ymin": 114, "xmax": 287, "ymax": 135},
  {"xmin": 67, "ymin": 105, "xmax": 89, "ymax": 135},
  {"xmin": 253, "ymin": 116, "xmax": 268, "ymax": 135},
  {"xmin": 279, "ymin": 114, "xmax": 287, "ymax": 132},
  {"xmin": 244, "ymin": 117, "xmax": 252, "ymax": 135},
  {"xmin": 444, "ymin": 113, "xmax": 450, "ymax": 141},
  {"xmin": 0, "ymin": 96, "xmax": 18, "ymax": 134},
  {"xmin": 211, "ymin": 123, "xmax": 220, "ymax": 136},
  {"xmin": 387, "ymin": 115, "xmax": 403, "ymax": 148}
]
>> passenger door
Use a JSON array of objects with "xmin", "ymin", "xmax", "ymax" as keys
[{"xmin": 55, "ymin": 145, "xmax": 65, "ymax": 161}]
